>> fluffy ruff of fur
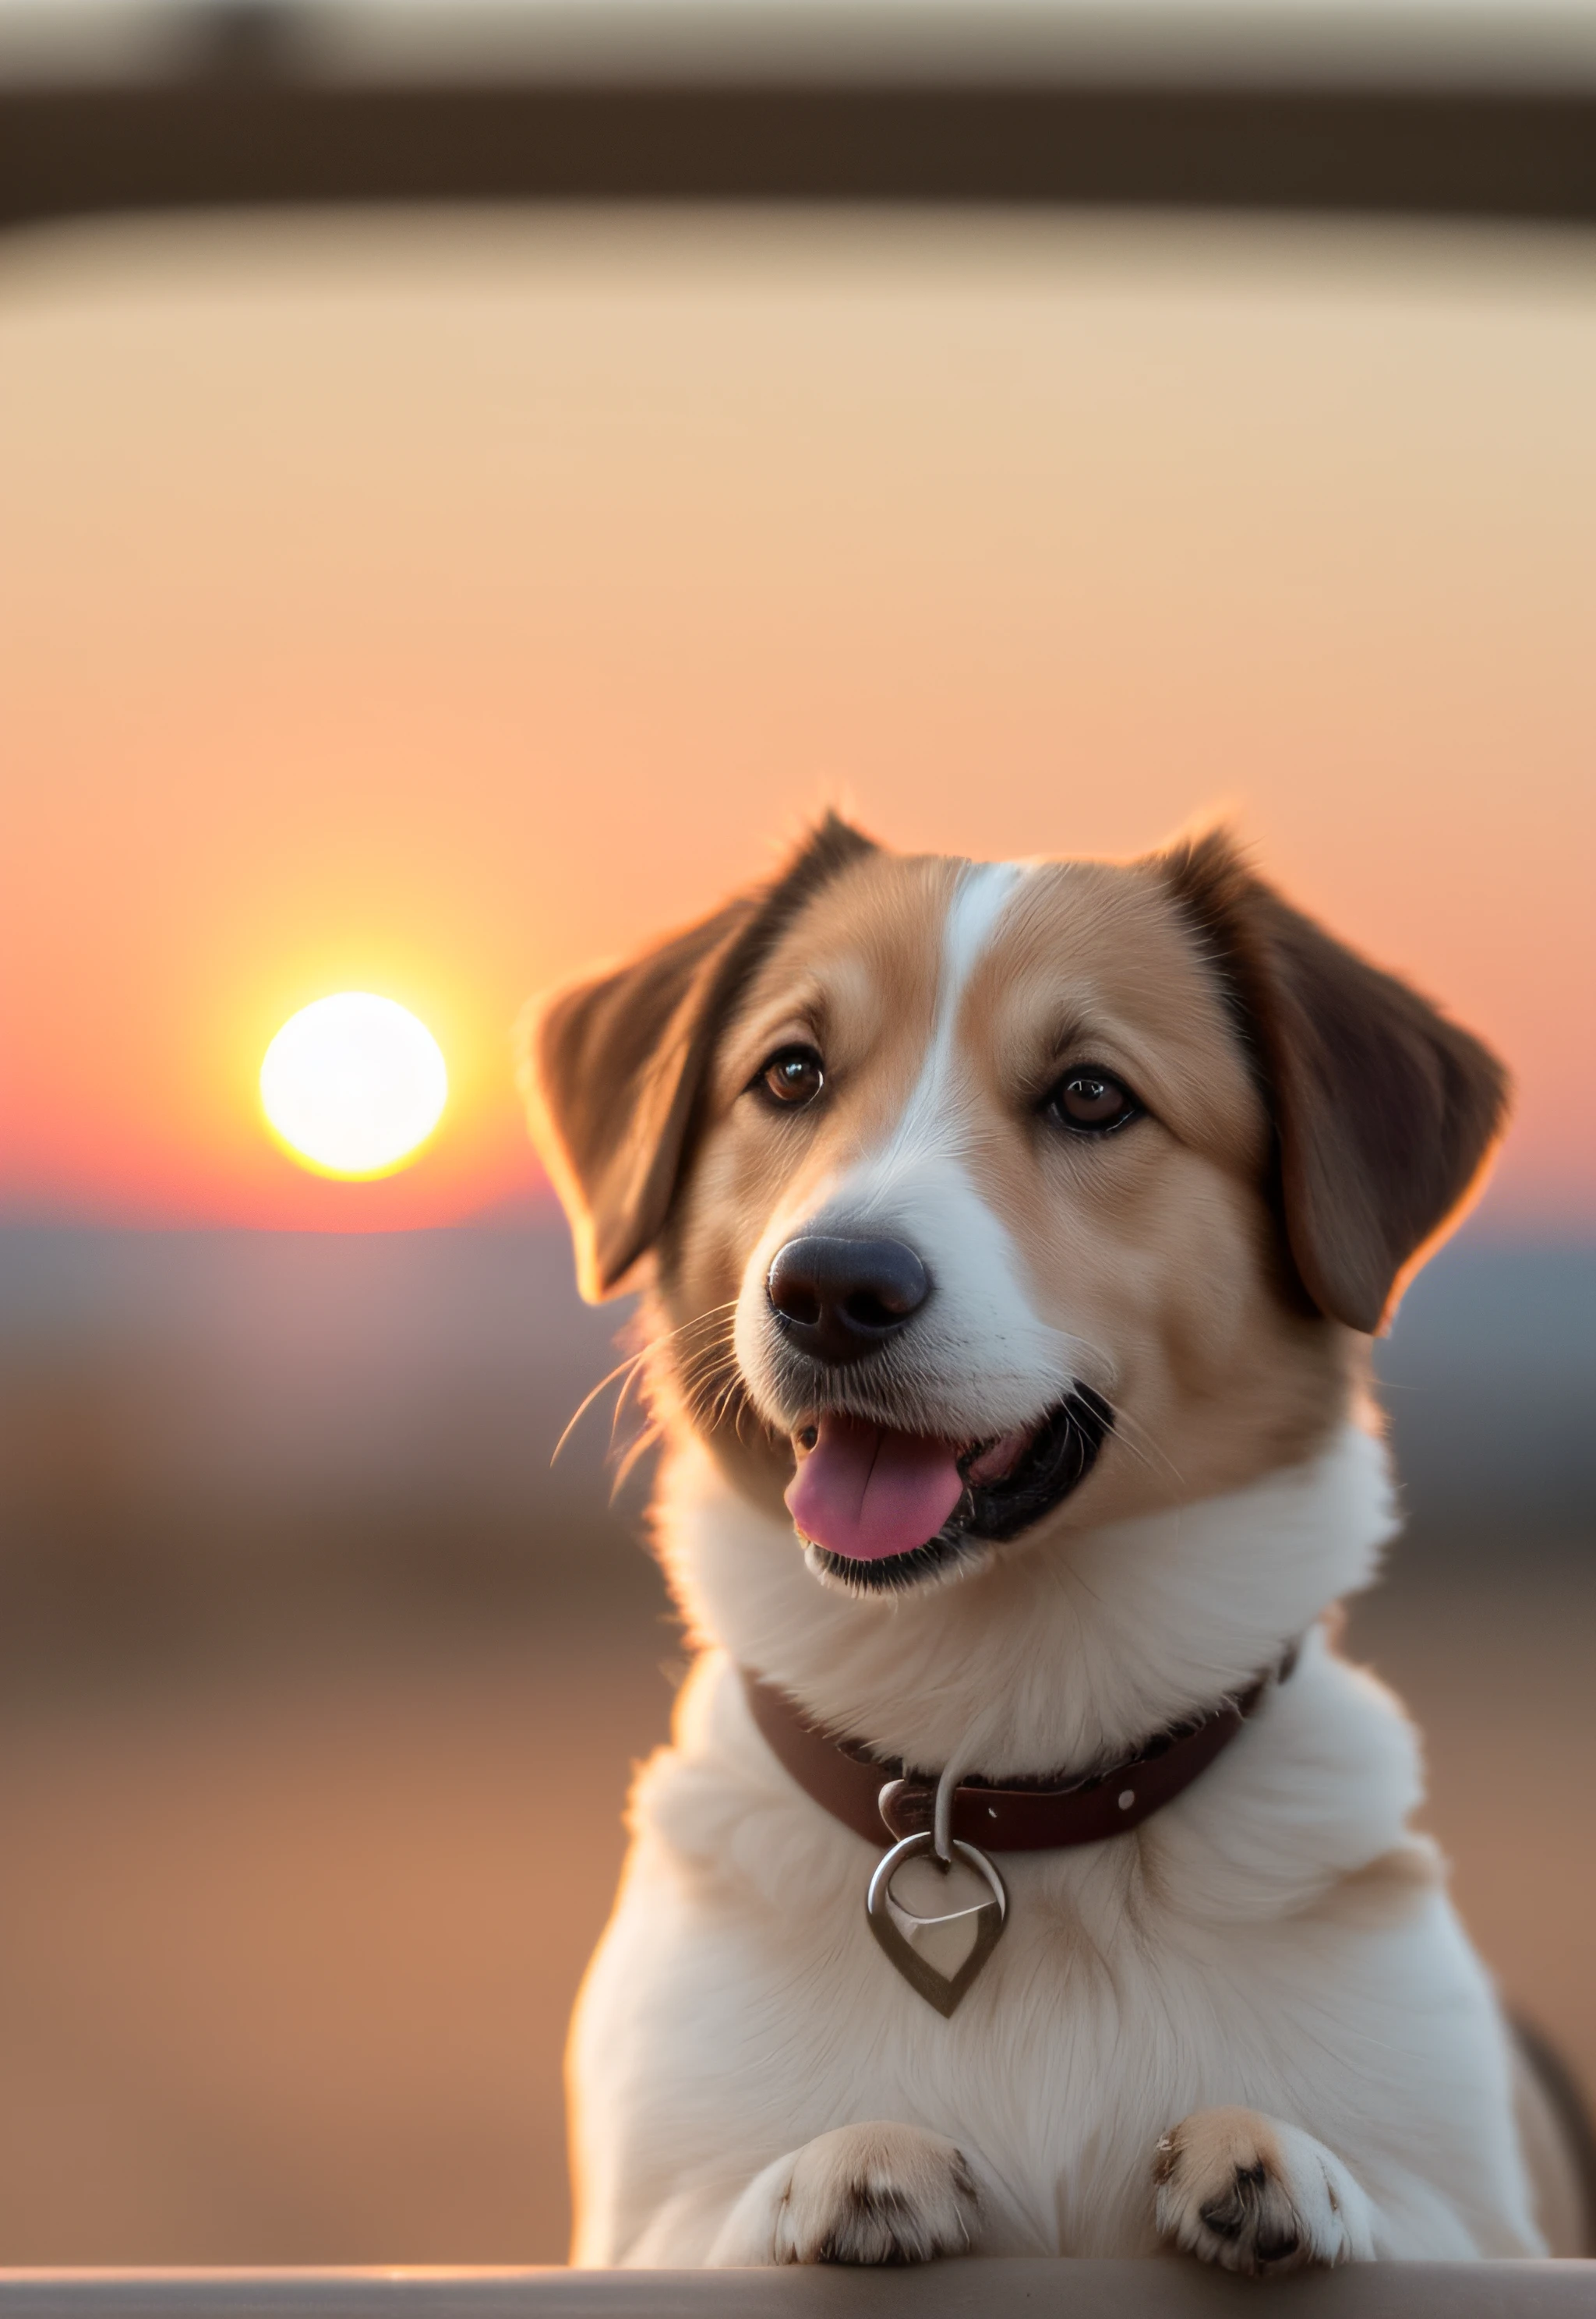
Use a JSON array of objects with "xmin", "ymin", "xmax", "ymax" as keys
[{"xmin": 567, "ymin": 1423, "xmax": 1541, "ymax": 2267}]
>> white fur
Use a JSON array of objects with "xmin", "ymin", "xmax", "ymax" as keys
[
  {"xmin": 732, "ymin": 859, "xmax": 1095, "ymax": 1444},
  {"xmin": 567, "ymin": 865, "xmax": 1541, "ymax": 2271},
  {"xmin": 569, "ymin": 1426, "xmax": 1541, "ymax": 2266},
  {"xmin": 881, "ymin": 860, "xmax": 1027, "ymax": 1167},
  {"xmin": 736, "ymin": 1145, "xmax": 1096, "ymax": 1445}
]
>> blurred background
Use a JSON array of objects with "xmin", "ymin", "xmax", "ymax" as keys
[{"xmin": 2, "ymin": 0, "xmax": 1595, "ymax": 2268}]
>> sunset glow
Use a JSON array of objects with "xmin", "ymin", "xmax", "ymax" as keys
[
  {"xmin": 260, "ymin": 996, "xmax": 447, "ymax": 1179},
  {"xmin": 4, "ymin": 214, "xmax": 1594, "ymax": 1234}
]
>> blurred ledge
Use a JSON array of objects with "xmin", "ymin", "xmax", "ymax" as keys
[
  {"xmin": 2, "ymin": 2268, "xmax": 1596, "ymax": 2317},
  {"xmin": 9, "ymin": 2, "xmax": 1596, "ymax": 94},
  {"xmin": 3, "ymin": 79, "xmax": 1596, "ymax": 229}
]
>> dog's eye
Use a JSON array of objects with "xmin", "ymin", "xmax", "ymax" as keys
[
  {"xmin": 755, "ymin": 1045, "xmax": 825, "ymax": 1110},
  {"xmin": 1043, "ymin": 1068, "xmax": 1142, "ymax": 1135}
]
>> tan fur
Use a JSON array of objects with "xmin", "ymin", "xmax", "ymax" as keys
[
  {"xmin": 644, "ymin": 840, "xmax": 1354, "ymax": 1533},
  {"xmin": 659, "ymin": 849, "xmax": 953, "ymax": 1347},
  {"xmin": 1300, "ymin": 1840, "xmax": 1446, "ymax": 1933},
  {"xmin": 519, "ymin": 819, "xmax": 1558, "ymax": 2277},
  {"xmin": 1163, "ymin": 830, "xmax": 1509, "ymax": 1332},
  {"xmin": 524, "ymin": 814, "xmax": 874, "ymax": 1300}
]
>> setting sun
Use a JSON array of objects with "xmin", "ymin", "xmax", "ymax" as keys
[{"xmin": 260, "ymin": 994, "xmax": 448, "ymax": 1179}]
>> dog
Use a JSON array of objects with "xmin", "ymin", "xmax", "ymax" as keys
[{"xmin": 521, "ymin": 817, "xmax": 1589, "ymax": 2271}]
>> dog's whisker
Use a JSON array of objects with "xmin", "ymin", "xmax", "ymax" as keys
[
  {"xmin": 1103, "ymin": 1404, "xmax": 1184, "ymax": 1491},
  {"xmin": 676, "ymin": 1334, "xmax": 745, "ymax": 1429},
  {"xmin": 610, "ymin": 1415, "xmax": 666, "ymax": 1498},
  {"xmin": 609, "ymin": 1346, "xmax": 666, "ymax": 1444},
  {"xmin": 574, "ymin": 1301, "xmax": 743, "ymax": 1463},
  {"xmin": 552, "ymin": 1350, "xmax": 649, "ymax": 1467},
  {"xmin": 679, "ymin": 1340, "xmax": 739, "ymax": 1401},
  {"xmin": 706, "ymin": 1371, "xmax": 749, "ymax": 1437}
]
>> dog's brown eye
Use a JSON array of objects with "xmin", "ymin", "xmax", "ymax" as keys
[
  {"xmin": 757, "ymin": 1046, "xmax": 825, "ymax": 1109},
  {"xmin": 1044, "ymin": 1068, "xmax": 1141, "ymax": 1135}
]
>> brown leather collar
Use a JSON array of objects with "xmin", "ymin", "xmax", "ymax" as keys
[{"xmin": 742, "ymin": 1647, "xmax": 1297, "ymax": 1854}]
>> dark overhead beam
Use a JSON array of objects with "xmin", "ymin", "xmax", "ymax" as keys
[{"xmin": 2, "ymin": 79, "xmax": 1596, "ymax": 232}]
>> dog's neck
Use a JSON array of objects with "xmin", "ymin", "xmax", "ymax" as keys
[{"xmin": 653, "ymin": 1418, "xmax": 1396, "ymax": 1781}]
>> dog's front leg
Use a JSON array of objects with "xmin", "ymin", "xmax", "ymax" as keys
[
  {"xmin": 1154, "ymin": 2106, "xmax": 1378, "ymax": 2274},
  {"xmin": 705, "ymin": 2122, "xmax": 983, "ymax": 2266}
]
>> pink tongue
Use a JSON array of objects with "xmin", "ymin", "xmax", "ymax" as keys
[{"xmin": 785, "ymin": 1413, "xmax": 965, "ymax": 1562}]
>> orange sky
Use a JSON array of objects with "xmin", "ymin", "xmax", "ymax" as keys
[{"xmin": 3, "ymin": 211, "xmax": 1593, "ymax": 1235}]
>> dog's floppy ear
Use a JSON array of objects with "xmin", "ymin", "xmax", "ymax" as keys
[
  {"xmin": 1161, "ymin": 829, "xmax": 1509, "ymax": 1333},
  {"xmin": 521, "ymin": 814, "xmax": 876, "ymax": 1301}
]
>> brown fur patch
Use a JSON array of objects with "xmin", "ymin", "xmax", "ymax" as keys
[
  {"xmin": 644, "ymin": 847, "xmax": 961, "ymax": 1513},
  {"xmin": 1160, "ymin": 828, "xmax": 1509, "ymax": 1332},
  {"xmin": 522, "ymin": 814, "xmax": 874, "ymax": 1301},
  {"xmin": 943, "ymin": 859, "xmax": 1344, "ymax": 1516},
  {"xmin": 1513, "ymin": 2022, "xmax": 1596, "ymax": 2257}
]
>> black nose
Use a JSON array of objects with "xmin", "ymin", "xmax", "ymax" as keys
[{"xmin": 766, "ymin": 1235, "xmax": 930, "ymax": 1367}]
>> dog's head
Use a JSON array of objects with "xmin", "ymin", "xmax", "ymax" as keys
[{"xmin": 523, "ymin": 818, "xmax": 1506, "ymax": 1597}]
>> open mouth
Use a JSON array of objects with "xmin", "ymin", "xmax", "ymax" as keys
[{"xmin": 784, "ymin": 1387, "xmax": 1114, "ymax": 1593}]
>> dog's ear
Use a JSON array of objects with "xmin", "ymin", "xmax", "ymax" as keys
[
  {"xmin": 521, "ymin": 814, "xmax": 876, "ymax": 1301},
  {"xmin": 1160, "ymin": 829, "xmax": 1509, "ymax": 1333}
]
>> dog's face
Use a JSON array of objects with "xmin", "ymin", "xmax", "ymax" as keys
[
  {"xmin": 525, "ymin": 821, "xmax": 1506, "ymax": 1597},
  {"xmin": 659, "ymin": 849, "xmax": 1335, "ymax": 1585}
]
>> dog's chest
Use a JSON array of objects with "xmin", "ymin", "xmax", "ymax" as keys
[{"xmin": 636, "ymin": 1764, "xmax": 1289, "ymax": 2250}]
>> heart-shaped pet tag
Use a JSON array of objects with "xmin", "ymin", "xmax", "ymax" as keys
[{"xmin": 866, "ymin": 1831, "xmax": 1007, "ymax": 2017}]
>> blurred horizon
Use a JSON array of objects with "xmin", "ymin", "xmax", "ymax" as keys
[{"xmin": 3, "ymin": 1205, "xmax": 1591, "ymax": 1605}]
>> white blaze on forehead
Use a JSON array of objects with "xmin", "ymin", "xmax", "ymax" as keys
[
  {"xmin": 880, "ymin": 857, "xmax": 1027, "ymax": 1170},
  {"xmin": 773, "ymin": 855, "xmax": 1094, "ymax": 1435},
  {"xmin": 945, "ymin": 858, "xmax": 1029, "ymax": 979}
]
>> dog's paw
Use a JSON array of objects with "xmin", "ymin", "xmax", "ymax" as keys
[
  {"xmin": 1154, "ymin": 2107, "xmax": 1375, "ymax": 2275},
  {"xmin": 770, "ymin": 2122, "xmax": 981, "ymax": 2265}
]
